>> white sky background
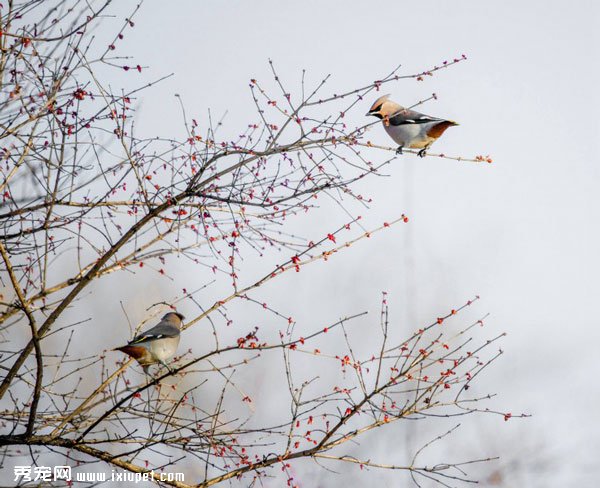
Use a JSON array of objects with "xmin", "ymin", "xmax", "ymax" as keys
[{"xmin": 60, "ymin": 0, "xmax": 599, "ymax": 486}]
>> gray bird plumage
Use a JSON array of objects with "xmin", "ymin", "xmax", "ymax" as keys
[
  {"xmin": 130, "ymin": 313, "xmax": 182, "ymax": 344},
  {"xmin": 367, "ymin": 94, "xmax": 458, "ymax": 157},
  {"xmin": 387, "ymin": 108, "xmax": 443, "ymax": 126},
  {"xmin": 114, "ymin": 311, "xmax": 184, "ymax": 374}
]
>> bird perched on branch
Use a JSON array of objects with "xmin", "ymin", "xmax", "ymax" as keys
[
  {"xmin": 366, "ymin": 94, "xmax": 458, "ymax": 157},
  {"xmin": 114, "ymin": 312, "xmax": 184, "ymax": 374}
]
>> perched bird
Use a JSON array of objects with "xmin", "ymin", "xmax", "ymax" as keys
[
  {"xmin": 114, "ymin": 312, "xmax": 184, "ymax": 374},
  {"xmin": 366, "ymin": 94, "xmax": 458, "ymax": 157}
]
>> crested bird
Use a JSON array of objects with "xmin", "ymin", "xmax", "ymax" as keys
[
  {"xmin": 366, "ymin": 94, "xmax": 458, "ymax": 157},
  {"xmin": 114, "ymin": 312, "xmax": 184, "ymax": 374}
]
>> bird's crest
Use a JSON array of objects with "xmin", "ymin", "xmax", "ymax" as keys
[
  {"xmin": 163, "ymin": 311, "xmax": 185, "ymax": 321},
  {"xmin": 368, "ymin": 94, "xmax": 391, "ymax": 114}
]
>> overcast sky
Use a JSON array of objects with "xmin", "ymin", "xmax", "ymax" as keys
[{"xmin": 49, "ymin": 1, "xmax": 600, "ymax": 486}]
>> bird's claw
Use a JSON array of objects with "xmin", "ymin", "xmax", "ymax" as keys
[
  {"xmin": 159, "ymin": 361, "xmax": 174, "ymax": 374},
  {"xmin": 417, "ymin": 149, "xmax": 427, "ymax": 158},
  {"xmin": 395, "ymin": 146, "xmax": 404, "ymax": 155}
]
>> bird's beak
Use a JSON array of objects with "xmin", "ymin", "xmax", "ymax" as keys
[{"xmin": 366, "ymin": 111, "xmax": 375, "ymax": 117}]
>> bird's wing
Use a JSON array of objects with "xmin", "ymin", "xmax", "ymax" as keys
[
  {"xmin": 129, "ymin": 322, "xmax": 179, "ymax": 344},
  {"xmin": 388, "ymin": 108, "xmax": 442, "ymax": 126}
]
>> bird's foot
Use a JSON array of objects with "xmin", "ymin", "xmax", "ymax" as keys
[
  {"xmin": 160, "ymin": 360, "xmax": 174, "ymax": 374},
  {"xmin": 395, "ymin": 145, "xmax": 404, "ymax": 155},
  {"xmin": 417, "ymin": 149, "xmax": 427, "ymax": 158}
]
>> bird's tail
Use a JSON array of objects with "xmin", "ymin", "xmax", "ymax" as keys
[{"xmin": 113, "ymin": 344, "xmax": 147, "ymax": 360}]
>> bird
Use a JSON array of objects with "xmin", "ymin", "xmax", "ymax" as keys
[
  {"xmin": 366, "ymin": 94, "xmax": 458, "ymax": 157},
  {"xmin": 114, "ymin": 312, "xmax": 184, "ymax": 374}
]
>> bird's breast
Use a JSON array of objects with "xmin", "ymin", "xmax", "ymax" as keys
[
  {"xmin": 149, "ymin": 336, "xmax": 180, "ymax": 361},
  {"xmin": 384, "ymin": 122, "xmax": 424, "ymax": 146}
]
